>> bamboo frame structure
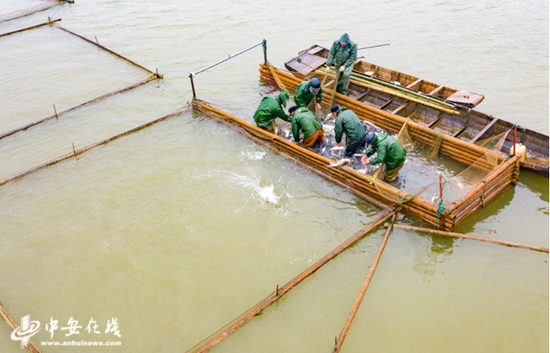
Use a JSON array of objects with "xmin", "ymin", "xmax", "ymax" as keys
[
  {"xmin": 392, "ymin": 224, "xmax": 549, "ymax": 253},
  {"xmin": 0, "ymin": 0, "xmax": 67, "ymax": 23},
  {"xmin": 0, "ymin": 301, "xmax": 40, "ymax": 352},
  {"xmin": 0, "ymin": 106, "xmax": 191, "ymax": 187},
  {"xmin": 193, "ymin": 99, "xmax": 520, "ymax": 230},
  {"xmin": 185, "ymin": 209, "xmax": 395, "ymax": 353},
  {"xmin": 0, "ymin": 75, "xmax": 157, "ymax": 140},
  {"xmin": 0, "ymin": 21, "xmax": 163, "ymax": 139},
  {"xmin": 333, "ymin": 214, "xmax": 396, "ymax": 353}
]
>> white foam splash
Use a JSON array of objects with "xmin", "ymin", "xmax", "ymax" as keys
[
  {"xmin": 229, "ymin": 172, "xmax": 280, "ymax": 204},
  {"xmin": 241, "ymin": 151, "xmax": 266, "ymax": 161}
]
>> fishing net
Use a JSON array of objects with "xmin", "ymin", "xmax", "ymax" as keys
[{"xmin": 368, "ymin": 119, "xmax": 511, "ymax": 209}]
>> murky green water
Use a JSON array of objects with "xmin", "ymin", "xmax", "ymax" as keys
[{"xmin": 0, "ymin": 0, "xmax": 547, "ymax": 352}]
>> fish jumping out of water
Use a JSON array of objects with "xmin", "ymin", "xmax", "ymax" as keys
[{"xmin": 327, "ymin": 159, "xmax": 350, "ymax": 168}]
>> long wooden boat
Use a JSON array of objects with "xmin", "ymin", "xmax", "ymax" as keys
[
  {"xmin": 286, "ymin": 44, "xmax": 485, "ymax": 108},
  {"xmin": 284, "ymin": 46, "xmax": 549, "ymax": 175}
]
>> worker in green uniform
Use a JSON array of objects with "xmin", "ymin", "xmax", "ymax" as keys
[
  {"xmin": 331, "ymin": 104, "xmax": 367, "ymax": 157},
  {"xmin": 294, "ymin": 78, "xmax": 323, "ymax": 110},
  {"xmin": 361, "ymin": 131, "xmax": 407, "ymax": 182},
  {"xmin": 325, "ymin": 33, "xmax": 357, "ymax": 95},
  {"xmin": 253, "ymin": 90, "xmax": 291, "ymax": 133},
  {"xmin": 289, "ymin": 106, "xmax": 325, "ymax": 148}
]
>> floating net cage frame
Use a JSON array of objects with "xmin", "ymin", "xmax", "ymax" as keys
[
  {"xmin": 0, "ymin": 18, "xmax": 163, "ymax": 141},
  {"xmin": 194, "ymin": 94, "xmax": 520, "ymax": 231},
  {"xmin": 256, "ymin": 64, "xmax": 522, "ymax": 229}
]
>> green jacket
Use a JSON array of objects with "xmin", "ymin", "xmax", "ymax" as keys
[
  {"xmin": 326, "ymin": 33, "xmax": 357, "ymax": 75},
  {"xmin": 291, "ymin": 108, "xmax": 322, "ymax": 141},
  {"xmin": 365, "ymin": 132, "xmax": 407, "ymax": 171},
  {"xmin": 334, "ymin": 106, "xmax": 366, "ymax": 145},
  {"xmin": 294, "ymin": 81, "xmax": 323, "ymax": 108},
  {"xmin": 253, "ymin": 91, "xmax": 291, "ymax": 129}
]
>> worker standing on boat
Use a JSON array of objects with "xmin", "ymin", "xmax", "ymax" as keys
[
  {"xmin": 325, "ymin": 33, "xmax": 357, "ymax": 95},
  {"xmin": 361, "ymin": 132, "xmax": 407, "ymax": 182},
  {"xmin": 289, "ymin": 106, "xmax": 325, "ymax": 148},
  {"xmin": 253, "ymin": 90, "xmax": 291, "ymax": 133},
  {"xmin": 294, "ymin": 78, "xmax": 323, "ymax": 110},
  {"xmin": 331, "ymin": 104, "xmax": 367, "ymax": 157}
]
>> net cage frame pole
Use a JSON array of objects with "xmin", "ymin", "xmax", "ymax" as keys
[
  {"xmin": 0, "ymin": 0, "xmax": 70, "ymax": 23},
  {"xmin": 189, "ymin": 40, "xmax": 266, "ymax": 99},
  {"xmin": 0, "ymin": 20, "xmax": 163, "ymax": 140}
]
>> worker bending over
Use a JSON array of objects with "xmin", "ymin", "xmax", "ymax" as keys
[
  {"xmin": 294, "ymin": 78, "xmax": 323, "ymax": 110},
  {"xmin": 361, "ymin": 132, "xmax": 407, "ymax": 182},
  {"xmin": 331, "ymin": 104, "xmax": 367, "ymax": 157},
  {"xmin": 289, "ymin": 106, "xmax": 325, "ymax": 148},
  {"xmin": 253, "ymin": 90, "xmax": 291, "ymax": 133},
  {"xmin": 325, "ymin": 33, "xmax": 357, "ymax": 95}
]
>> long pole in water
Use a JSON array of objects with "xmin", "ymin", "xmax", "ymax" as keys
[
  {"xmin": 392, "ymin": 224, "xmax": 549, "ymax": 253},
  {"xmin": 333, "ymin": 214, "xmax": 396, "ymax": 353},
  {"xmin": 357, "ymin": 43, "xmax": 391, "ymax": 50}
]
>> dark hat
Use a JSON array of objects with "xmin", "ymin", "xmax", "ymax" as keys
[
  {"xmin": 288, "ymin": 105, "xmax": 298, "ymax": 114},
  {"xmin": 330, "ymin": 104, "xmax": 339, "ymax": 113},
  {"xmin": 365, "ymin": 132, "xmax": 375, "ymax": 145},
  {"xmin": 310, "ymin": 78, "xmax": 321, "ymax": 88},
  {"xmin": 339, "ymin": 33, "xmax": 350, "ymax": 45}
]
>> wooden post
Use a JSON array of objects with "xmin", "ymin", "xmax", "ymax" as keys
[
  {"xmin": 189, "ymin": 73, "xmax": 197, "ymax": 99},
  {"xmin": 439, "ymin": 174, "xmax": 443, "ymax": 230}
]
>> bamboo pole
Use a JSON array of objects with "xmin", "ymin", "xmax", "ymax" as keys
[
  {"xmin": 392, "ymin": 224, "xmax": 549, "ymax": 253},
  {"xmin": 320, "ymin": 68, "xmax": 459, "ymax": 115},
  {"xmin": 0, "ymin": 106, "xmax": 192, "ymax": 187},
  {"xmin": 333, "ymin": 214, "xmax": 396, "ymax": 353},
  {"xmin": 186, "ymin": 209, "xmax": 395, "ymax": 353},
  {"xmin": 0, "ymin": 75, "xmax": 157, "ymax": 141},
  {"xmin": 0, "ymin": 1, "xmax": 63, "ymax": 23},
  {"xmin": 0, "ymin": 19, "xmax": 61, "ymax": 38},
  {"xmin": 0, "ymin": 301, "xmax": 41, "ymax": 353},
  {"xmin": 54, "ymin": 25, "xmax": 158, "ymax": 76}
]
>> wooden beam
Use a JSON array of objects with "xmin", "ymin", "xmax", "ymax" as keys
[
  {"xmin": 379, "ymin": 97, "xmax": 395, "ymax": 110},
  {"xmin": 392, "ymin": 101, "xmax": 410, "ymax": 114},
  {"xmin": 453, "ymin": 109, "xmax": 472, "ymax": 138},
  {"xmin": 356, "ymin": 88, "xmax": 371, "ymax": 102},
  {"xmin": 470, "ymin": 117, "xmax": 500, "ymax": 143},
  {"xmin": 428, "ymin": 85, "xmax": 444, "ymax": 96},
  {"xmin": 428, "ymin": 112, "xmax": 444, "ymax": 128},
  {"xmin": 406, "ymin": 78, "xmax": 423, "ymax": 90}
]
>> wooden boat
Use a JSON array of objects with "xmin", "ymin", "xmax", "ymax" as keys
[
  {"xmin": 284, "ymin": 46, "xmax": 549, "ymax": 175},
  {"xmin": 286, "ymin": 44, "xmax": 485, "ymax": 108}
]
